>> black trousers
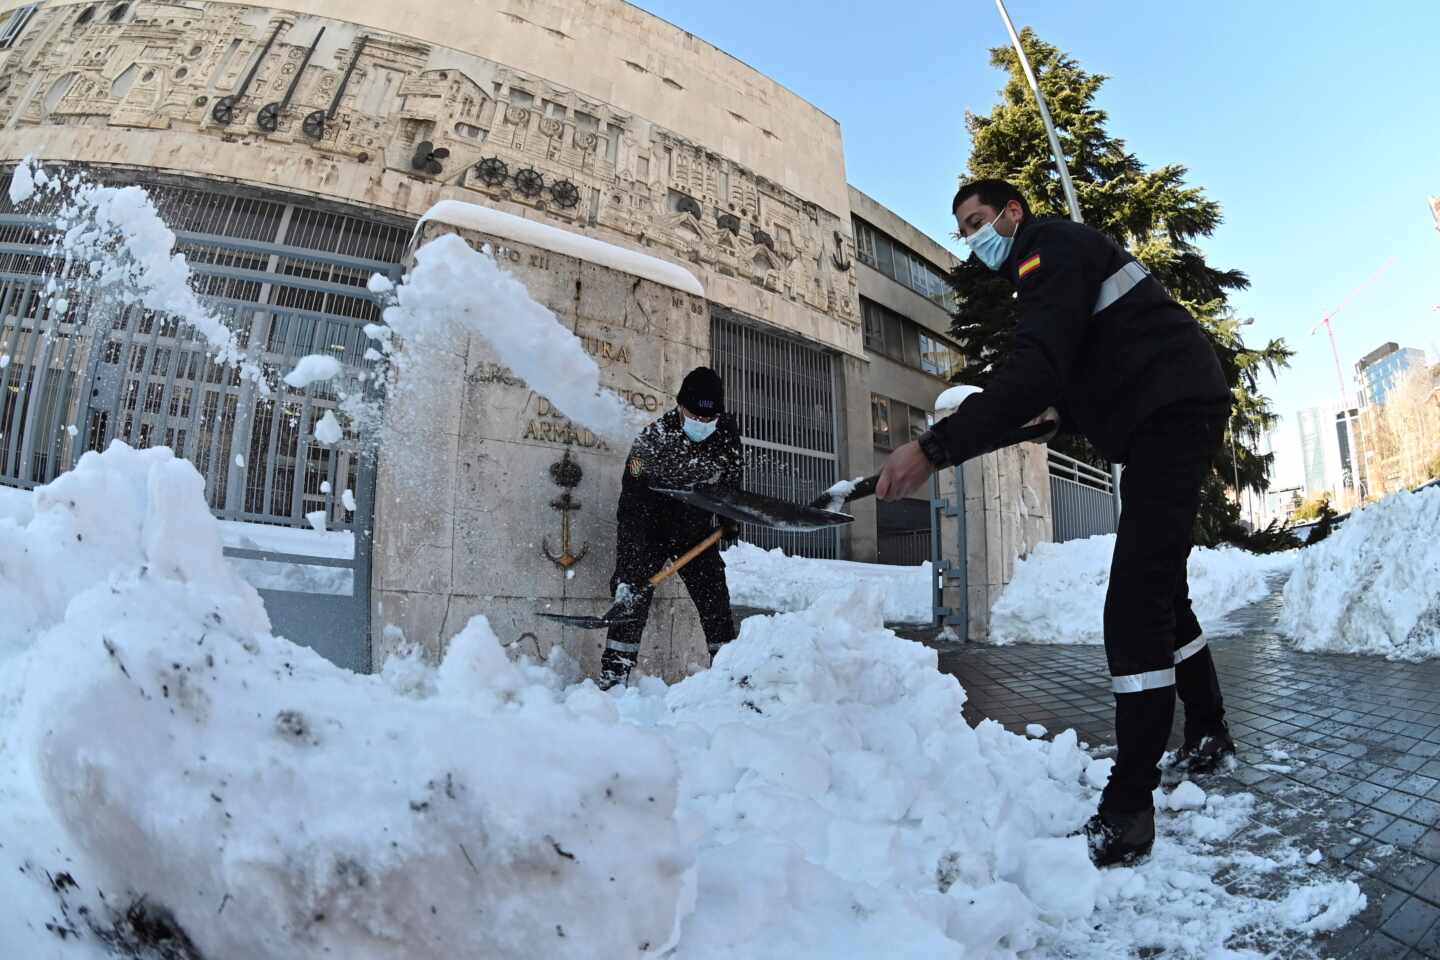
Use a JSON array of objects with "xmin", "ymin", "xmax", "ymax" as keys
[
  {"xmin": 1100, "ymin": 411, "xmax": 1229, "ymax": 813},
  {"xmin": 602, "ymin": 536, "xmax": 736, "ymax": 675}
]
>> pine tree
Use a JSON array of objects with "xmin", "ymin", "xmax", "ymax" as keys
[{"xmin": 949, "ymin": 28, "xmax": 1293, "ymax": 543}]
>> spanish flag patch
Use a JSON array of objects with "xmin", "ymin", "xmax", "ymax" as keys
[{"xmin": 1017, "ymin": 253, "xmax": 1042, "ymax": 279}]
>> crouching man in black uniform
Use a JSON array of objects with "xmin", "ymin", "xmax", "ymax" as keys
[
  {"xmin": 877, "ymin": 179, "xmax": 1236, "ymax": 867},
  {"xmin": 599, "ymin": 366, "xmax": 743, "ymax": 689}
]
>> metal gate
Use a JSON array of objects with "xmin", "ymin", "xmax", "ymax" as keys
[
  {"xmin": 0, "ymin": 167, "xmax": 408, "ymax": 670},
  {"xmin": 710, "ymin": 309, "xmax": 840, "ymax": 558},
  {"xmin": 1049, "ymin": 449, "xmax": 1121, "ymax": 543}
]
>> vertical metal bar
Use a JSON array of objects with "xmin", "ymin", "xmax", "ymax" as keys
[
  {"xmin": 41, "ymin": 323, "xmax": 80, "ymax": 480},
  {"xmin": 352, "ymin": 443, "xmax": 378, "ymax": 673},
  {"xmin": 16, "ymin": 325, "xmax": 53, "ymax": 483},
  {"xmin": 994, "ymin": 0, "xmax": 1082, "ymax": 225},
  {"xmin": 11, "ymin": 286, "xmax": 46, "ymax": 478}
]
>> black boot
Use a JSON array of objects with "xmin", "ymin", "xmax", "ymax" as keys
[
  {"xmin": 598, "ymin": 649, "xmax": 635, "ymax": 690},
  {"xmin": 1081, "ymin": 808, "xmax": 1155, "ymax": 868},
  {"xmin": 1169, "ymin": 728, "xmax": 1237, "ymax": 776}
]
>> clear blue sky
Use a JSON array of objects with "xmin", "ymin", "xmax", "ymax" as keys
[{"xmin": 630, "ymin": 0, "xmax": 1440, "ymax": 425}]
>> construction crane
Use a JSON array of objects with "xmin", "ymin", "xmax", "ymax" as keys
[
  {"xmin": 1311, "ymin": 257, "xmax": 1397, "ymax": 407},
  {"xmin": 1310, "ymin": 256, "xmax": 1397, "ymax": 501}
]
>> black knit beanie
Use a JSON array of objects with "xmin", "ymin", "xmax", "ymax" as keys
[{"xmin": 677, "ymin": 366, "xmax": 724, "ymax": 415}]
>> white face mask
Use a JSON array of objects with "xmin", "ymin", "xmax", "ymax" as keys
[{"xmin": 682, "ymin": 415, "xmax": 717, "ymax": 443}]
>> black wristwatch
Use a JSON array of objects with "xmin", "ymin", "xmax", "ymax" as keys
[{"xmin": 917, "ymin": 429, "xmax": 951, "ymax": 469}]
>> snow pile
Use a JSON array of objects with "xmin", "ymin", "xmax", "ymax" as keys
[
  {"xmin": 0, "ymin": 444, "xmax": 1366, "ymax": 957},
  {"xmin": 722, "ymin": 540, "xmax": 933, "ymax": 622},
  {"xmin": 8, "ymin": 157, "xmax": 258, "ymax": 383},
  {"xmin": 373, "ymin": 232, "xmax": 645, "ymax": 442},
  {"xmin": 991, "ymin": 534, "xmax": 1298, "ymax": 645},
  {"xmin": 1281, "ymin": 485, "xmax": 1440, "ymax": 660},
  {"xmin": 0, "ymin": 443, "xmax": 692, "ymax": 958},
  {"xmin": 614, "ymin": 588, "xmax": 1363, "ymax": 958}
]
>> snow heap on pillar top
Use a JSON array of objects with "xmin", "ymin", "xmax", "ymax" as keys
[{"xmin": 416, "ymin": 200, "xmax": 705, "ymax": 298}]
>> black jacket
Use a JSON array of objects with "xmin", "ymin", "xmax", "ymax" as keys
[
  {"xmin": 923, "ymin": 216, "xmax": 1230, "ymax": 465},
  {"xmin": 615, "ymin": 408, "xmax": 744, "ymax": 552}
]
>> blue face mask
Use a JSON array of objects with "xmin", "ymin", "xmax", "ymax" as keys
[
  {"xmin": 966, "ymin": 210, "xmax": 1014, "ymax": 271},
  {"xmin": 683, "ymin": 414, "xmax": 717, "ymax": 443}
]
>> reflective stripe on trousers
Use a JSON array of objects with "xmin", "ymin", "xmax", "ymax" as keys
[
  {"xmin": 1111, "ymin": 667, "xmax": 1175, "ymax": 694},
  {"xmin": 1094, "ymin": 260, "xmax": 1150, "ymax": 314},
  {"xmin": 1173, "ymin": 635, "xmax": 1208, "ymax": 665},
  {"xmin": 605, "ymin": 638, "xmax": 640, "ymax": 655},
  {"xmin": 1110, "ymin": 636, "xmax": 1208, "ymax": 693}
]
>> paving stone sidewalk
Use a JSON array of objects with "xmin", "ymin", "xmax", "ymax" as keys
[{"xmin": 934, "ymin": 577, "xmax": 1440, "ymax": 959}]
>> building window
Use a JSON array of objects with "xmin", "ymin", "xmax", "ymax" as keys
[
  {"xmin": 871, "ymin": 394, "xmax": 891, "ymax": 448},
  {"xmin": 919, "ymin": 332, "xmax": 962, "ymax": 380},
  {"xmin": 862, "ymin": 299, "xmax": 885, "ymax": 353},
  {"xmin": 862, "ymin": 296, "xmax": 961, "ymax": 379},
  {"xmin": 853, "ymin": 219, "xmax": 876, "ymax": 267},
  {"xmin": 872, "ymin": 393, "xmax": 932, "ymax": 449},
  {"xmin": 852, "ymin": 215, "xmax": 956, "ymax": 311},
  {"xmin": 0, "ymin": 4, "xmax": 39, "ymax": 49}
]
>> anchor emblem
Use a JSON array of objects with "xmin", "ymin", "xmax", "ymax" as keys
[
  {"xmin": 541, "ymin": 446, "xmax": 589, "ymax": 570},
  {"xmin": 830, "ymin": 229, "xmax": 852, "ymax": 272}
]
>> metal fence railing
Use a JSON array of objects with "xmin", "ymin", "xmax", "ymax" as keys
[
  {"xmin": 1049, "ymin": 448, "xmax": 1120, "ymax": 542},
  {"xmin": 712, "ymin": 309, "xmax": 840, "ymax": 559},
  {"xmin": 878, "ymin": 528, "xmax": 930, "ymax": 566},
  {"xmin": 0, "ymin": 166, "xmax": 409, "ymax": 671}
]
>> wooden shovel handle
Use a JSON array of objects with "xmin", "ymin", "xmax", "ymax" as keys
[{"xmin": 648, "ymin": 528, "xmax": 725, "ymax": 590}]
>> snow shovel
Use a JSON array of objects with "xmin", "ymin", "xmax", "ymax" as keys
[
  {"xmin": 656, "ymin": 417, "xmax": 1060, "ymax": 531},
  {"xmin": 537, "ymin": 528, "xmax": 726, "ymax": 629}
]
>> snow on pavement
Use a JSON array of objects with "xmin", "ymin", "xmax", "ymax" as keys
[
  {"xmin": 991, "ymin": 534, "xmax": 1298, "ymax": 645},
  {"xmin": 1282, "ymin": 485, "xmax": 1440, "ymax": 660},
  {"xmin": 0, "ymin": 443, "xmax": 1364, "ymax": 958},
  {"xmin": 721, "ymin": 539, "xmax": 932, "ymax": 623}
]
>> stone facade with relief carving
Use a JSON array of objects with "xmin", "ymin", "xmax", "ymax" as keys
[
  {"xmin": 0, "ymin": 0, "xmax": 860, "ymax": 358},
  {"xmin": 374, "ymin": 215, "xmax": 714, "ymax": 681}
]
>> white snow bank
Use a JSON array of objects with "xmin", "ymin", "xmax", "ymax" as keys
[
  {"xmin": 1281, "ymin": 486, "xmax": 1440, "ymax": 660},
  {"xmin": 615, "ymin": 588, "xmax": 1363, "ymax": 958},
  {"xmin": 284, "ymin": 353, "xmax": 343, "ymax": 388},
  {"xmin": 219, "ymin": 518, "xmax": 354, "ymax": 559},
  {"xmin": 991, "ymin": 534, "xmax": 1298, "ymax": 645},
  {"xmin": 419, "ymin": 200, "xmax": 704, "ymax": 296},
  {"xmin": 0, "ymin": 480, "xmax": 33, "ymax": 524},
  {"xmin": 0, "ymin": 444, "xmax": 1365, "ymax": 957},
  {"xmin": 378, "ymin": 232, "xmax": 645, "ymax": 442},
  {"xmin": 0, "ymin": 444, "xmax": 693, "ymax": 959},
  {"xmin": 722, "ymin": 540, "xmax": 932, "ymax": 622}
]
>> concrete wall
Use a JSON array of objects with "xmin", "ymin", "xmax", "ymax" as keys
[
  {"xmin": 952, "ymin": 443, "xmax": 1053, "ymax": 642},
  {"xmin": 0, "ymin": 0, "xmax": 860, "ymax": 358},
  {"xmin": 373, "ymin": 217, "xmax": 712, "ymax": 681}
]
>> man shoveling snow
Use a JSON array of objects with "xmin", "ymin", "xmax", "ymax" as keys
[{"xmin": 877, "ymin": 179, "xmax": 1238, "ymax": 867}]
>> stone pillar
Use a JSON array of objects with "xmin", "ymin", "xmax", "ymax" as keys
[
  {"xmin": 956, "ymin": 442, "xmax": 1054, "ymax": 641},
  {"xmin": 372, "ymin": 214, "xmax": 711, "ymax": 682},
  {"xmin": 837, "ymin": 353, "xmax": 878, "ymax": 562}
]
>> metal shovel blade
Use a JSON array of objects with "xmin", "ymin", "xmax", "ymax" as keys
[
  {"xmin": 538, "ymin": 604, "xmax": 638, "ymax": 629},
  {"xmin": 652, "ymin": 484, "xmax": 855, "ymax": 531}
]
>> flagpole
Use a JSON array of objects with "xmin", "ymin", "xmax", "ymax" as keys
[
  {"xmin": 993, "ymin": 0, "xmax": 1083, "ymax": 226},
  {"xmin": 993, "ymin": 1, "xmax": 1124, "ymax": 507}
]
